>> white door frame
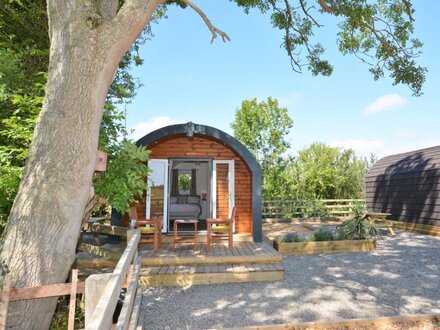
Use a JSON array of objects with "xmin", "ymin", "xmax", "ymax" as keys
[
  {"xmin": 146, "ymin": 159, "xmax": 169, "ymax": 233},
  {"xmin": 211, "ymin": 160, "xmax": 235, "ymax": 222}
]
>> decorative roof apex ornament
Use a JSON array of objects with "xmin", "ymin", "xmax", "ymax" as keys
[{"xmin": 184, "ymin": 121, "xmax": 204, "ymax": 137}]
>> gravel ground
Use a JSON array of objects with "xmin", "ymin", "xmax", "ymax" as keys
[{"xmin": 139, "ymin": 231, "xmax": 440, "ymax": 329}]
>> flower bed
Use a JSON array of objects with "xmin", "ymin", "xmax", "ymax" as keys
[
  {"xmin": 273, "ymin": 229, "xmax": 376, "ymax": 255},
  {"xmin": 273, "ymin": 238, "xmax": 376, "ymax": 255}
]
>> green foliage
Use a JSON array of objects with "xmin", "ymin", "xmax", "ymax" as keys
[
  {"xmin": 278, "ymin": 229, "xmax": 335, "ymax": 243},
  {"xmin": 278, "ymin": 232, "xmax": 304, "ymax": 243},
  {"xmin": 336, "ymin": 202, "xmax": 380, "ymax": 240},
  {"xmin": 232, "ymin": 99, "xmax": 374, "ymax": 201},
  {"xmin": 291, "ymin": 143, "xmax": 375, "ymax": 200},
  {"xmin": 233, "ymin": 0, "xmax": 425, "ymax": 95},
  {"xmin": 313, "ymin": 229, "xmax": 333, "ymax": 241},
  {"xmin": 231, "ymin": 97, "xmax": 294, "ymax": 199},
  {"xmin": 94, "ymin": 141, "xmax": 151, "ymax": 215},
  {"xmin": 232, "ymin": 97, "xmax": 293, "ymax": 166},
  {"xmin": 178, "ymin": 173, "xmax": 191, "ymax": 192},
  {"xmin": 0, "ymin": 1, "xmax": 157, "ymax": 230},
  {"xmin": 0, "ymin": 166, "xmax": 22, "ymax": 233}
]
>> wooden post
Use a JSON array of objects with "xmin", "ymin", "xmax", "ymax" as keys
[
  {"xmin": 84, "ymin": 273, "xmax": 113, "ymax": 326},
  {"xmin": 0, "ymin": 276, "xmax": 11, "ymax": 330},
  {"xmin": 127, "ymin": 229, "xmax": 139, "ymax": 260},
  {"xmin": 67, "ymin": 269, "xmax": 78, "ymax": 330}
]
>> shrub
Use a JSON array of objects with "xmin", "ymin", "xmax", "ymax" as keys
[
  {"xmin": 313, "ymin": 229, "xmax": 333, "ymax": 241},
  {"xmin": 336, "ymin": 202, "xmax": 380, "ymax": 240},
  {"xmin": 278, "ymin": 232, "xmax": 303, "ymax": 243}
]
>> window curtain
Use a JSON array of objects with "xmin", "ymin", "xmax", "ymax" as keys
[
  {"xmin": 190, "ymin": 169, "xmax": 197, "ymax": 195},
  {"xmin": 171, "ymin": 169, "xmax": 179, "ymax": 195}
]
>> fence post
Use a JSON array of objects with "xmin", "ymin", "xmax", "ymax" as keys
[
  {"xmin": 67, "ymin": 269, "xmax": 79, "ymax": 330},
  {"xmin": 84, "ymin": 273, "xmax": 113, "ymax": 327},
  {"xmin": 127, "ymin": 229, "xmax": 138, "ymax": 260}
]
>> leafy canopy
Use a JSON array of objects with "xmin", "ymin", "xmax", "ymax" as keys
[
  {"xmin": 292, "ymin": 142, "xmax": 375, "ymax": 199},
  {"xmin": 0, "ymin": 0, "xmax": 154, "ymax": 229},
  {"xmin": 232, "ymin": 97, "xmax": 293, "ymax": 167},
  {"xmin": 232, "ymin": 0, "xmax": 425, "ymax": 95}
]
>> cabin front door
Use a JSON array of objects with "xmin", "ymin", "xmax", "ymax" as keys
[
  {"xmin": 212, "ymin": 160, "xmax": 235, "ymax": 230},
  {"xmin": 146, "ymin": 159, "xmax": 169, "ymax": 233}
]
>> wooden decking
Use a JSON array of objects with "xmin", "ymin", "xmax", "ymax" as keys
[
  {"xmin": 138, "ymin": 242, "xmax": 284, "ymax": 287},
  {"xmin": 139, "ymin": 241, "xmax": 282, "ymax": 265},
  {"xmin": 77, "ymin": 240, "xmax": 284, "ymax": 287}
]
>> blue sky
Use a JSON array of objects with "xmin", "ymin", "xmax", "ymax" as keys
[{"xmin": 124, "ymin": 0, "xmax": 440, "ymax": 159}]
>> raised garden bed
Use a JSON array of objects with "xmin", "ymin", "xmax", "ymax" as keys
[{"xmin": 273, "ymin": 238, "xmax": 376, "ymax": 255}]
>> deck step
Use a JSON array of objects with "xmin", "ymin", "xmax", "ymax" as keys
[
  {"xmin": 140, "ymin": 242, "xmax": 282, "ymax": 267},
  {"xmin": 141, "ymin": 252, "xmax": 282, "ymax": 267},
  {"xmin": 138, "ymin": 263, "xmax": 284, "ymax": 287}
]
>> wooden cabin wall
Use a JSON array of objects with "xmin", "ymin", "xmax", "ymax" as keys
[
  {"xmin": 141, "ymin": 134, "xmax": 253, "ymax": 234},
  {"xmin": 365, "ymin": 146, "xmax": 440, "ymax": 227},
  {"xmin": 216, "ymin": 164, "xmax": 230, "ymax": 219}
]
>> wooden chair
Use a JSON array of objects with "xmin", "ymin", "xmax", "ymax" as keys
[
  {"xmin": 207, "ymin": 207, "xmax": 236, "ymax": 251},
  {"xmin": 130, "ymin": 206, "xmax": 162, "ymax": 252}
]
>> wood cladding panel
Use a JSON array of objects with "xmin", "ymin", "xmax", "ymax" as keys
[
  {"xmin": 145, "ymin": 135, "xmax": 252, "ymax": 234},
  {"xmin": 216, "ymin": 163, "xmax": 229, "ymax": 219},
  {"xmin": 365, "ymin": 145, "xmax": 440, "ymax": 227}
]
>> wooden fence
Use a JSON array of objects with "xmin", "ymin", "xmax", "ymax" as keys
[
  {"xmin": 0, "ymin": 228, "xmax": 140, "ymax": 330},
  {"xmin": 262, "ymin": 199, "xmax": 364, "ymax": 220},
  {"xmin": 85, "ymin": 229, "xmax": 141, "ymax": 330}
]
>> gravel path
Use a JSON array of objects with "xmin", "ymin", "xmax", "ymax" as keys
[{"xmin": 139, "ymin": 231, "xmax": 440, "ymax": 329}]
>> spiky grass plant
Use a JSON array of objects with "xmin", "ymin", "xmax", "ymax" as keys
[{"xmin": 336, "ymin": 202, "xmax": 380, "ymax": 240}]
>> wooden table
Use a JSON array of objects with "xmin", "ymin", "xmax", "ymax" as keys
[
  {"xmin": 173, "ymin": 219, "xmax": 198, "ymax": 251},
  {"xmin": 366, "ymin": 212, "xmax": 394, "ymax": 235}
]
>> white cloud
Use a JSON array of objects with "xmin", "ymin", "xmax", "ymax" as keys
[
  {"xmin": 330, "ymin": 139, "xmax": 385, "ymax": 157},
  {"xmin": 130, "ymin": 116, "xmax": 184, "ymax": 141},
  {"xmin": 363, "ymin": 94, "xmax": 407, "ymax": 115}
]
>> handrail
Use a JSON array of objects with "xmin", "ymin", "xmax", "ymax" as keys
[{"xmin": 85, "ymin": 229, "xmax": 140, "ymax": 330}]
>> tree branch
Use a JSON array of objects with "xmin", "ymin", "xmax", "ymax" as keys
[
  {"xmin": 299, "ymin": 0, "xmax": 321, "ymax": 27},
  {"xmin": 181, "ymin": 0, "xmax": 231, "ymax": 44},
  {"xmin": 318, "ymin": 0, "xmax": 334, "ymax": 13}
]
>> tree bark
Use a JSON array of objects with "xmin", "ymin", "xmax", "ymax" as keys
[{"xmin": 0, "ymin": 0, "xmax": 163, "ymax": 328}]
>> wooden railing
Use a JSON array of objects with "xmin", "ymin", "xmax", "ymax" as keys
[
  {"xmin": 262, "ymin": 199, "xmax": 364, "ymax": 219},
  {"xmin": 85, "ymin": 229, "xmax": 141, "ymax": 330},
  {"xmin": 0, "ymin": 229, "xmax": 140, "ymax": 330}
]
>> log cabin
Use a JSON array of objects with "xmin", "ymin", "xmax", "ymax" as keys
[
  {"xmin": 114, "ymin": 122, "xmax": 263, "ymax": 242},
  {"xmin": 365, "ymin": 145, "xmax": 440, "ymax": 228}
]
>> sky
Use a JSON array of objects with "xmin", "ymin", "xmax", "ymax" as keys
[{"xmin": 123, "ymin": 0, "xmax": 440, "ymax": 159}]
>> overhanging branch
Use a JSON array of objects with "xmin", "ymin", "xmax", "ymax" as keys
[
  {"xmin": 181, "ymin": 0, "xmax": 231, "ymax": 44},
  {"xmin": 318, "ymin": 0, "xmax": 334, "ymax": 13}
]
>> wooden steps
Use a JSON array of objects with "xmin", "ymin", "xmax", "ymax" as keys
[
  {"xmin": 138, "ymin": 242, "xmax": 284, "ymax": 287},
  {"xmin": 139, "ymin": 262, "xmax": 284, "ymax": 287},
  {"xmin": 76, "ymin": 241, "xmax": 284, "ymax": 287}
]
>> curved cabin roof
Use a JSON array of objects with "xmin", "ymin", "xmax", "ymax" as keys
[
  {"xmin": 136, "ymin": 122, "xmax": 263, "ymax": 242},
  {"xmin": 365, "ymin": 145, "xmax": 440, "ymax": 226}
]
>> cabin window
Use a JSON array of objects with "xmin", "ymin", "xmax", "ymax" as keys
[{"xmin": 178, "ymin": 172, "xmax": 191, "ymax": 195}]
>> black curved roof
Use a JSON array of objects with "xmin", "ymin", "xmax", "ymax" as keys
[
  {"xmin": 136, "ymin": 122, "xmax": 263, "ymax": 242},
  {"xmin": 365, "ymin": 145, "xmax": 440, "ymax": 226}
]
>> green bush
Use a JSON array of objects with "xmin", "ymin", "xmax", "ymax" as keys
[
  {"xmin": 278, "ymin": 233, "xmax": 303, "ymax": 243},
  {"xmin": 336, "ymin": 202, "xmax": 380, "ymax": 240},
  {"xmin": 0, "ymin": 166, "xmax": 22, "ymax": 234},
  {"xmin": 313, "ymin": 229, "xmax": 333, "ymax": 241}
]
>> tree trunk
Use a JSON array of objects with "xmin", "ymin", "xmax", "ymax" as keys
[{"xmin": 0, "ymin": 1, "xmax": 162, "ymax": 328}]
